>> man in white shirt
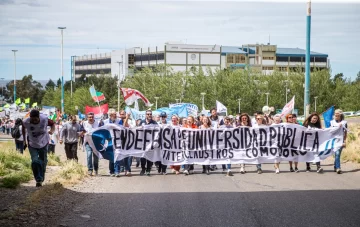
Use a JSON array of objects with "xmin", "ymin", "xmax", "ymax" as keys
[
  {"xmin": 22, "ymin": 110, "xmax": 55, "ymax": 187},
  {"xmin": 104, "ymin": 109, "xmax": 119, "ymax": 177},
  {"xmin": 82, "ymin": 112, "xmax": 99, "ymax": 176}
]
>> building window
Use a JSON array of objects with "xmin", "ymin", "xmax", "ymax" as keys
[
  {"xmin": 128, "ymin": 54, "xmax": 134, "ymax": 64},
  {"xmin": 263, "ymin": 56, "xmax": 274, "ymax": 60},
  {"xmin": 235, "ymin": 55, "xmax": 246, "ymax": 63},
  {"xmin": 262, "ymin": 67, "xmax": 274, "ymax": 70},
  {"xmin": 227, "ymin": 54, "xmax": 234, "ymax": 63},
  {"xmin": 289, "ymin": 57, "xmax": 302, "ymax": 62},
  {"xmin": 276, "ymin": 56, "xmax": 288, "ymax": 62}
]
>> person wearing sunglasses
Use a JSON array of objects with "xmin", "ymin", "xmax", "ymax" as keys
[
  {"xmin": 254, "ymin": 113, "xmax": 265, "ymax": 174},
  {"xmin": 139, "ymin": 110, "xmax": 158, "ymax": 176},
  {"xmin": 286, "ymin": 114, "xmax": 299, "ymax": 173}
]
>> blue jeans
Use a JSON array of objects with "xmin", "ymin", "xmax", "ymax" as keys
[
  {"xmin": 114, "ymin": 157, "xmax": 132, "ymax": 174},
  {"xmin": 15, "ymin": 140, "xmax": 24, "ymax": 154},
  {"xmin": 222, "ymin": 164, "xmax": 231, "ymax": 170},
  {"xmin": 256, "ymin": 164, "xmax": 262, "ymax": 170},
  {"xmin": 28, "ymin": 144, "xmax": 48, "ymax": 183},
  {"xmin": 85, "ymin": 143, "xmax": 99, "ymax": 172},
  {"xmin": 334, "ymin": 147, "xmax": 343, "ymax": 169}
]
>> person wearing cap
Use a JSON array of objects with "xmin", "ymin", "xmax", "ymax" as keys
[
  {"xmin": 156, "ymin": 112, "xmax": 168, "ymax": 174},
  {"xmin": 22, "ymin": 109, "xmax": 55, "ymax": 187},
  {"xmin": 330, "ymin": 109, "xmax": 347, "ymax": 174}
]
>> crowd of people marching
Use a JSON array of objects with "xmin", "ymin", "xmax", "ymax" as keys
[{"xmin": 8, "ymin": 107, "xmax": 347, "ymax": 187}]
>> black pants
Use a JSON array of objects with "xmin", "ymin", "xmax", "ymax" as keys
[
  {"xmin": 64, "ymin": 142, "xmax": 78, "ymax": 161},
  {"xmin": 202, "ymin": 165, "xmax": 210, "ymax": 171},
  {"xmin": 155, "ymin": 161, "xmax": 167, "ymax": 173},
  {"xmin": 48, "ymin": 144, "xmax": 55, "ymax": 154},
  {"xmin": 306, "ymin": 162, "xmax": 320, "ymax": 169},
  {"xmin": 184, "ymin": 164, "xmax": 194, "ymax": 171},
  {"xmin": 141, "ymin": 158, "xmax": 153, "ymax": 172}
]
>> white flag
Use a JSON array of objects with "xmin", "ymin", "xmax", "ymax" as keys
[
  {"xmin": 280, "ymin": 96, "xmax": 295, "ymax": 117},
  {"xmin": 216, "ymin": 100, "xmax": 227, "ymax": 114},
  {"xmin": 134, "ymin": 99, "xmax": 139, "ymax": 111}
]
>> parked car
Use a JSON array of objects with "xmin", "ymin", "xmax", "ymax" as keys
[
  {"xmin": 343, "ymin": 111, "xmax": 355, "ymax": 117},
  {"xmin": 354, "ymin": 110, "xmax": 360, "ymax": 116}
]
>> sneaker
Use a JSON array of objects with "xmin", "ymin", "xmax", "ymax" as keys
[
  {"xmin": 88, "ymin": 171, "xmax": 93, "ymax": 176},
  {"xmin": 206, "ymin": 170, "xmax": 210, "ymax": 175},
  {"xmin": 110, "ymin": 173, "xmax": 115, "ymax": 177},
  {"xmin": 275, "ymin": 168, "xmax": 280, "ymax": 174},
  {"xmin": 295, "ymin": 168, "xmax": 299, "ymax": 173},
  {"xmin": 257, "ymin": 169, "xmax": 262, "ymax": 174},
  {"xmin": 240, "ymin": 166, "xmax": 245, "ymax": 174},
  {"xmin": 126, "ymin": 172, "xmax": 132, "ymax": 177},
  {"xmin": 36, "ymin": 182, "xmax": 42, "ymax": 187},
  {"xmin": 226, "ymin": 170, "xmax": 233, "ymax": 176},
  {"xmin": 140, "ymin": 169, "xmax": 145, "ymax": 176},
  {"xmin": 94, "ymin": 171, "xmax": 98, "ymax": 176},
  {"xmin": 290, "ymin": 167, "xmax": 294, "ymax": 172},
  {"xmin": 317, "ymin": 167, "xmax": 323, "ymax": 173},
  {"xmin": 184, "ymin": 170, "xmax": 189, "ymax": 175},
  {"xmin": 336, "ymin": 168, "xmax": 342, "ymax": 174},
  {"xmin": 115, "ymin": 174, "xmax": 120, "ymax": 177},
  {"xmin": 306, "ymin": 167, "xmax": 311, "ymax": 172},
  {"xmin": 162, "ymin": 172, "xmax": 167, "ymax": 175},
  {"xmin": 146, "ymin": 171, "xmax": 150, "ymax": 176}
]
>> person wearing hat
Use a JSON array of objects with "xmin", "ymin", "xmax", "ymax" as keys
[
  {"xmin": 22, "ymin": 109, "xmax": 55, "ymax": 187},
  {"xmin": 155, "ymin": 112, "xmax": 168, "ymax": 174}
]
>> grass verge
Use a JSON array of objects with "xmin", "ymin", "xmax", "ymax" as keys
[
  {"xmin": 0, "ymin": 142, "xmax": 32, "ymax": 189},
  {"xmin": 342, "ymin": 123, "xmax": 360, "ymax": 163},
  {"xmin": 51, "ymin": 160, "xmax": 87, "ymax": 186}
]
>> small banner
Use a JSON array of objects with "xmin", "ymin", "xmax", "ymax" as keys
[
  {"xmin": 85, "ymin": 103, "xmax": 108, "ymax": 119},
  {"xmin": 84, "ymin": 124, "xmax": 344, "ymax": 164}
]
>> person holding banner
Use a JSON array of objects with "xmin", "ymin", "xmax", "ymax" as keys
[
  {"xmin": 183, "ymin": 116, "xmax": 198, "ymax": 176},
  {"xmin": 156, "ymin": 112, "xmax": 168, "ymax": 175},
  {"xmin": 254, "ymin": 114, "xmax": 265, "ymax": 174},
  {"xmin": 330, "ymin": 109, "xmax": 347, "ymax": 174},
  {"xmin": 303, "ymin": 113, "xmax": 324, "ymax": 173},
  {"xmin": 118, "ymin": 110, "xmax": 132, "ymax": 176},
  {"xmin": 220, "ymin": 116, "xmax": 234, "ymax": 176},
  {"xmin": 209, "ymin": 108, "xmax": 223, "ymax": 129},
  {"xmin": 238, "ymin": 113, "xmax": 252, "ymax": 174},
  {"xmin": 200, "ymin": 116, "xmax": 212, "ymax": 175},
  {"xmin": 286, "ymin": 114, "xmax": 299, "ymax": 173},
  {"xmin": 139, "ymin": 110, "xmax": 157, "ymax": 176},
  {"xmin": 170, "ymin": 115, "xmax": 181, "ymax": 175},
  {"xmin": 83, "ymin": 112, "xmax": 100, "ymax": 176},
  {"xmin": 272, "ymin": 114, "xmax": 282, "ymax": 174},
  {"xmin": 104, "ymin": 109, "xmax": 119, "ymax": 177}
]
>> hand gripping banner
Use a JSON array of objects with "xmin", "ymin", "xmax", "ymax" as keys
[{"xmin": 84, "ymin": 124, "xmax": 344, "ymax": 165}]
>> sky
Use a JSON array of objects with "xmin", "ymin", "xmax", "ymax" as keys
[{"xmin": 0, "ymin": 0, "xmax": 359, "ymax": 84}]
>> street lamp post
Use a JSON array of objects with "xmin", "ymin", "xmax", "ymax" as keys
[
  {"xmin": 117, "ymin": 56, "xmax": 123, "ymax": 113},
  {"xmin": 0, "ymin": 78, "xmax": 4, "ymax": 98},
  {"xmin": 265, "ymin": 92, "xmax": 270, "ymax": 106},
  {"xmin": 238, "ymin": 98, "xmax": 241, "ymax": 113},
  {"xmin": 314, "ymin": 96, "xmax": 318, "ymax": 112},
  {"xmin": 155, "ymin": 97, "xmax": 159, "ymax": 110},
  {"xmin": 12, "ymin": 50, "xmax": 18, "ymax": 103},
  {"xmin": 58, "ymin": 27, "xmax": 66, "ymax": 113},
  {"xmin": 200, "ymin": 92, "xmax": 206, "ymax": 110},
  {"xmin": 304, "ymin": 0, "xmax": 312, "ymax": 118}
]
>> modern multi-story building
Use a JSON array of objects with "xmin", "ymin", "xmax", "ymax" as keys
[{"xmin": 72, "ymin": 42, "xmax": 328, "ymax": 79}]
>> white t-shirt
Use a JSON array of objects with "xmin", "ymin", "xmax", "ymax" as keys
[
  {"xmin": 83, "ymin": 120, "xmax": 99, "ymax": 133},
  {"xmin": 16, "ymin": 125, "xmax": 24, "ymax": 142},
  {"xmin": 104, "ymin": 118, "xmax": 120, "ymax": 125},
  {"xmin": 23, "ymin": 114, "xmax": 52, "ymax": 149}
]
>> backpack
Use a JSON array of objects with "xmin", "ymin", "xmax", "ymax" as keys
[{"xmin": 11, "ymin": 119, "xmax": 22, "ymax": 139}]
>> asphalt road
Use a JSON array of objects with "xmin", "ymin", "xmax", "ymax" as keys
[{"xmin": 57, "ymin": 156, "xmax": 360, "ymax": 227}]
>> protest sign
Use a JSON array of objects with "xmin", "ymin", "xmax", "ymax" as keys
[{"xmin": 84, "ymin": 124, "xmax": 343, "ymax": 165}]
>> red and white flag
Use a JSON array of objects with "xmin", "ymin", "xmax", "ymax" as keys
[
  {"xmin": 280, "ymin": 96, "xmax": 295, "ymax": 117},
  {"xmin": 120, "ymin": 88, "xmax": 153, "ymax": 107}
]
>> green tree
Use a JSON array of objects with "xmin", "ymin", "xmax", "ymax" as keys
[{"xmin": 45, "ymin": 79, "xmax": 56, "ymax": 90}]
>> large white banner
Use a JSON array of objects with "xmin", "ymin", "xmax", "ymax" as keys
[{"xmin": 84, "ymin": 124, "xmax": 343, "ymax": 165}]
